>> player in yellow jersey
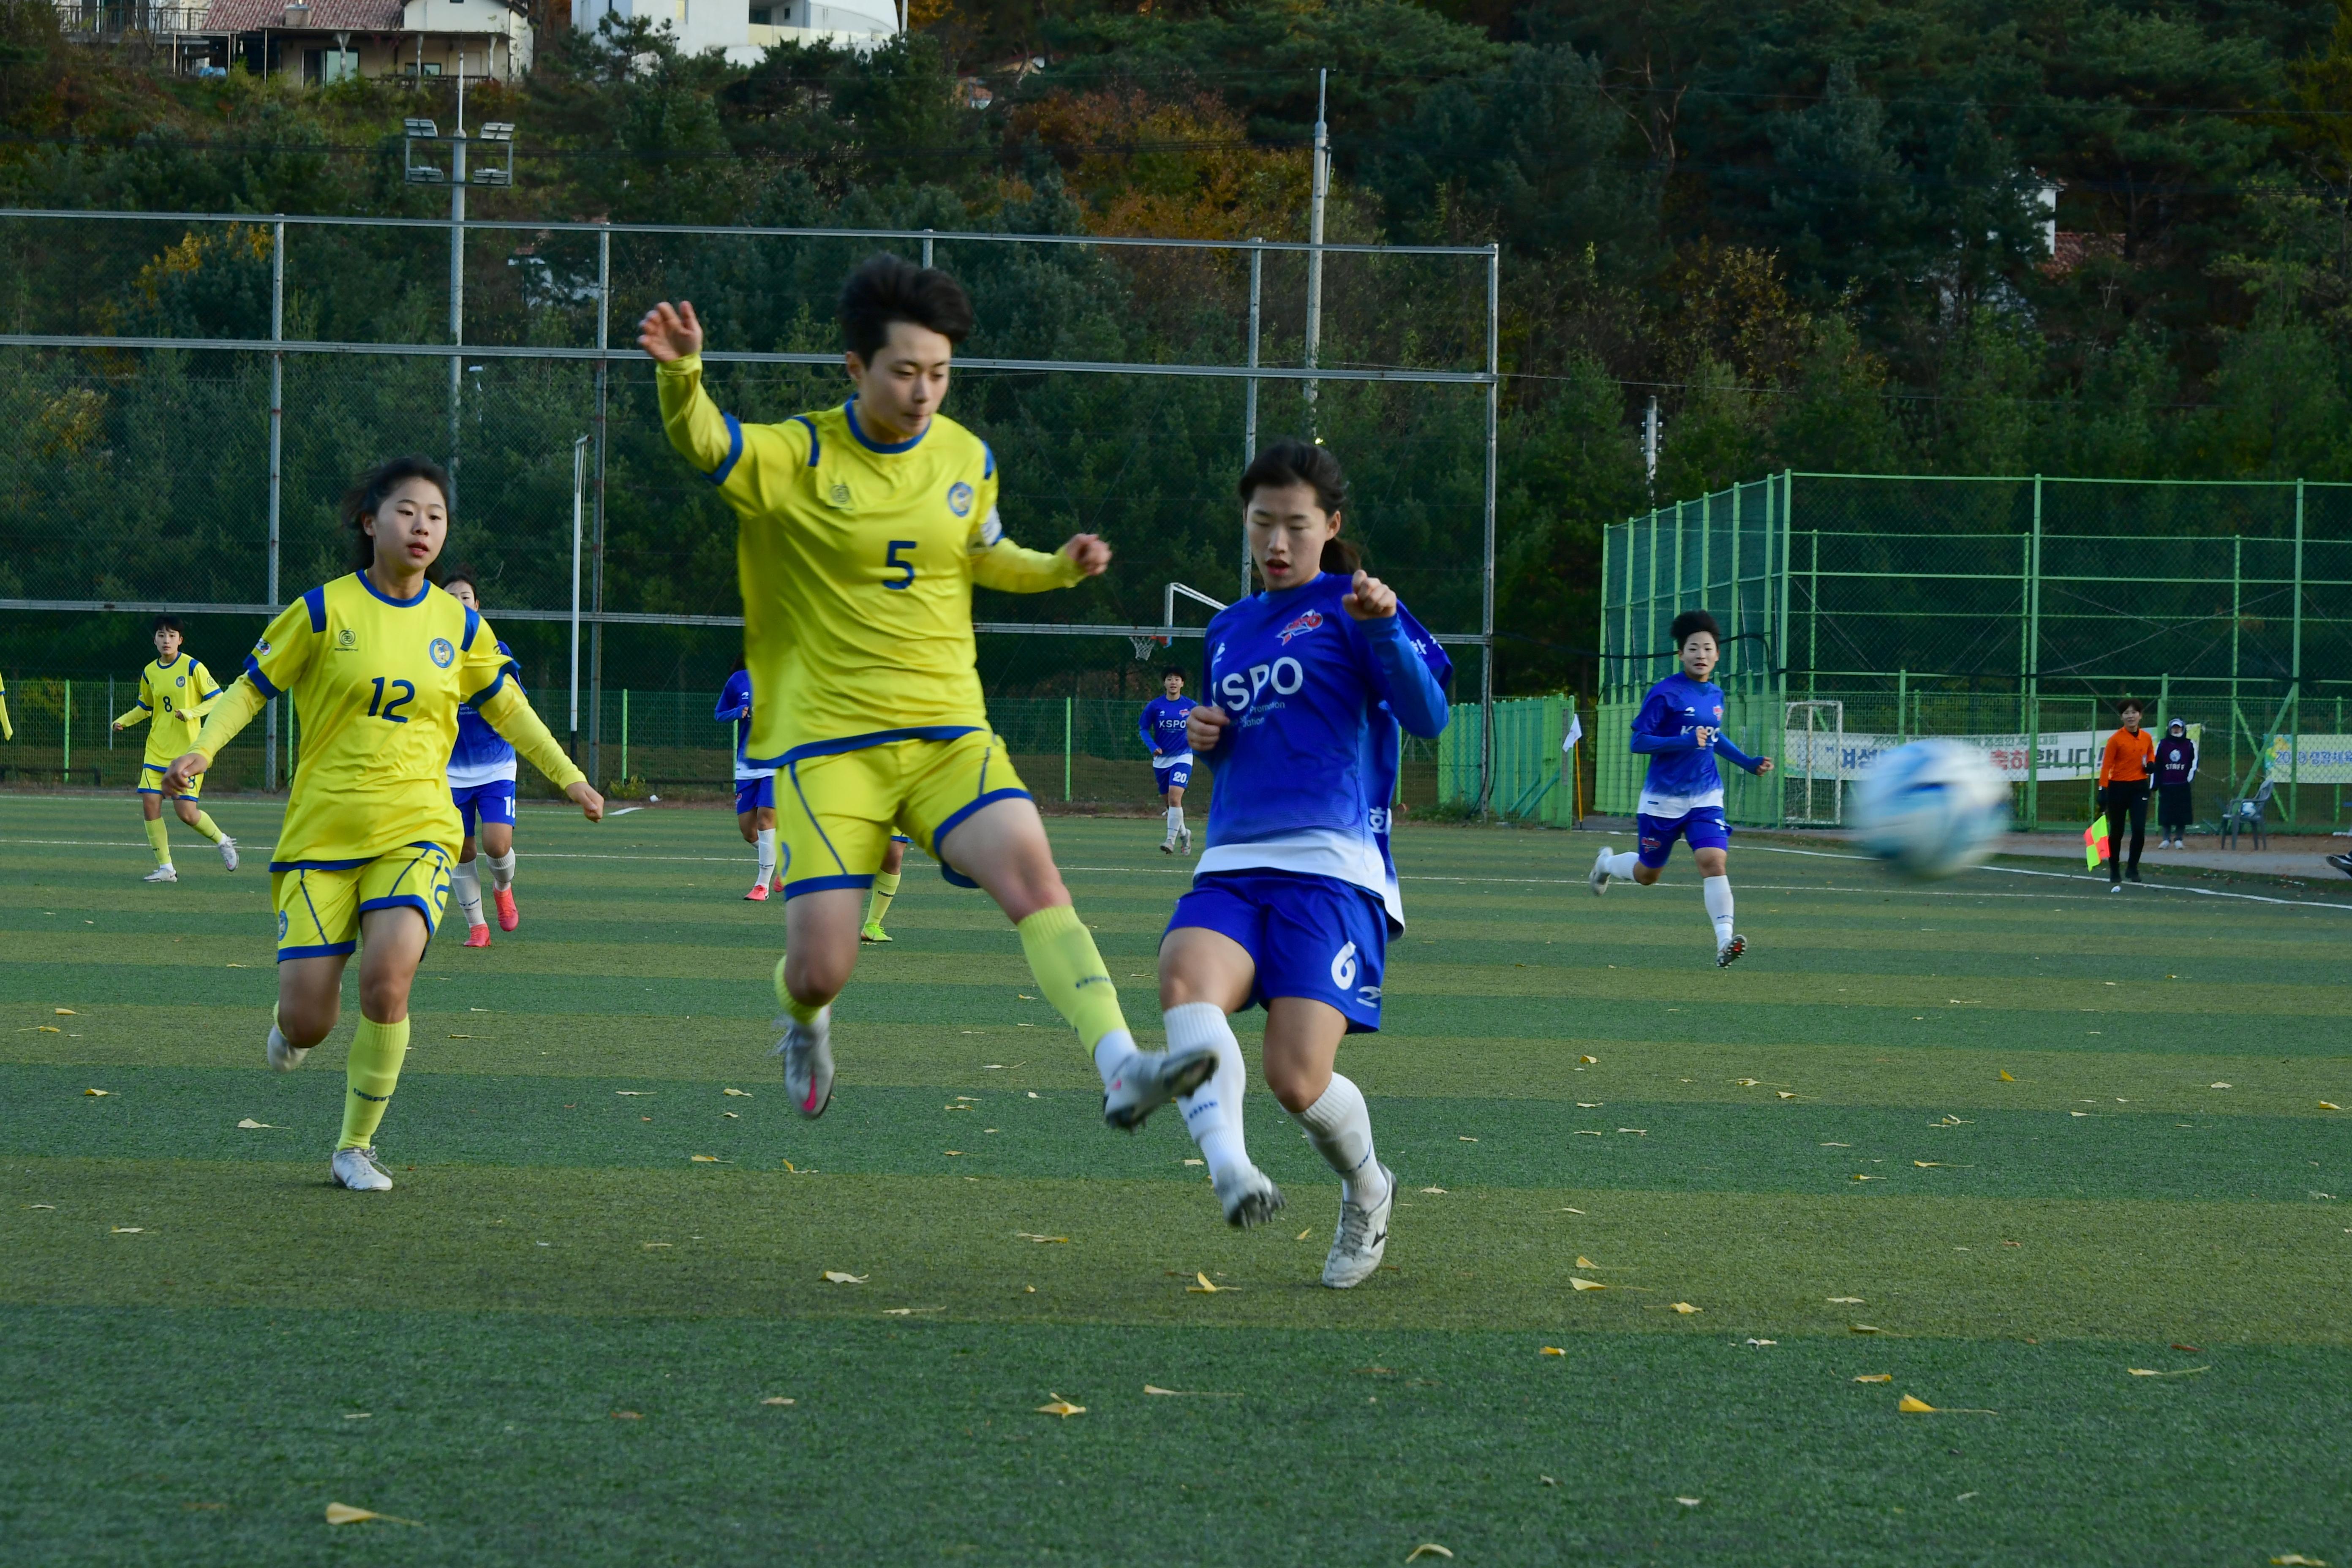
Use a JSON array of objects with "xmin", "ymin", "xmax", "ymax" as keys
[
  {"xmin": 111, "ymin": 616, "xmax": 237, "ymax": 883},
  {"xmin": 642, "ymin": 254, "xmax": 1214, "ymax": 1125},
  {"xmin": 0, "ymin": 670, "xmax": 12, "ymax": 740},
  {"xmin": 165, "ymin": 456, "xmax": 604, "ymax": 1193}
]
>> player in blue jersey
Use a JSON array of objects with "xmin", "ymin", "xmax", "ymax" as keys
[
  {"xmin": 1156, "ymin": 440, "xmax": 1452, "ymax": 1288},
  {"xmin": 717, "ymin": 659, "xmax": 782, "ymax": 901},
  {"xmin": 1589, "ymin": 609, "xmax": 1773, "ymax": 966},
  {"xmin": 441, "ymin": 570, "xmax": 527, "ymax": 947},
  {"xmin": 1139, "ymin": 667, "xmax": 1197, "ymax": 854}
]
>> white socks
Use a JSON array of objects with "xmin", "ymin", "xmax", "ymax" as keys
[
  {"xmin": 451, "ymin": 857, "xmax": 485, "ymax": 929},
  {"xmin": 487, "ymin": 849, "xmax": 516, "ymax": 892},
  {"xmin": 1702, "ymin": 874, "xmax": 1735, "ymax": 947},
  {"xmin": 1296, "ymin": 1073, "xmax": 1385, "ymax": 1206},
  {"xmin": 754, "ymin": 828, "xmax": 776, "ymax": 884},
  {"xmin": 1166, "ymin": 1002, "xmax": 1248, "ymax": 1179},
  {"xmin": 1603, "ymin": 850, "xmax": 1642, "ymax": 879},
  {"xmin": 1164, "ymin": 806, "xmax": 1184, "ymax": 837},
  {"xmin": 1090, "ymin": 1029, "xmax": 1141, "ymax": 1089}
]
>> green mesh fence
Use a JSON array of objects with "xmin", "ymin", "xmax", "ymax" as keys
[{"xmin": 1598, "ymin": 474, "xmax": 2352, "ymax": 833}]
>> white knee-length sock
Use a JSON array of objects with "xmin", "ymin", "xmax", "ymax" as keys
[
  {"xmin": 487, "ymin": 849, "xmax": 517, "ymax": 892},
  {"xmin": 1295, "ymin": 1073, "xmax": 1385, "ymax": 1206},
  {"xmin": 1166, "ymin": 1002, "xmax": 1247, "ymax": 1179},
  {"xmin": 451, "ymin": 857, "xmax": 485, "ymax": 929},
  {"xmin": 1165, "ymin": 805, "xmax": 1184, "ymax": 836},
  {"xmin": 1702, "ymin": 875, "xmax": 1735, "ymax": 946},
  {"xmin": 1603, "ymin": 850, "xmax": 1642, "ymax": 879},
  {"xmin": 754, "ymin": 828, "xmax": 776, "ymax": 884}
]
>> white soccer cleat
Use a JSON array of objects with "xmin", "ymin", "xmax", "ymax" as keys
[
  {"xmin": 1213, "ymin": 1163, "xmax": 1286, "ymax": 1229},
  {"xmin": 1322, "ymin": 1163, "xmax": 1396, "ymax": 1289},
  {"xmin": 1100, "ymin": 1045, "xmax": 1219, "ymax": 1132},
  {"xmin": 1179, "ymin": 826, "xmax": 1192, "ymax": 855},
  {"xmin": 1588, "ymin": 847, "xmax": 1612, "ymax": 896},
  {"xmin": 1160, "ymin": 833, "xmax": 1178, "ymax": 855},
  {"xmin": 218, "ymin": 836, "xmax": 239, "ymax": 871},
  {"xmin": 144, "ymin": 864, "xmax": 178, "ymax": 883},
  {"xmin": 772, "ymin": 1007, "xmax": 835, "ymax": 1119},
  {"xmin": 330, "ymin": 1146, "xmax": 393, "ymax": 1192},
  {"xmin": 266, "ymin": 1026, "xmax": 309, "ymax": 1073},
  {"xmin": 1715, "ymin": 934, "xmax": 1747, "ymax": 968}
]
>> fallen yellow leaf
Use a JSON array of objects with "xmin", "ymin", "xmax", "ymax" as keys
[
  {"xmin": 1405, "ymin": 1547, "xmax": 1454, "ymax": 1563},
  {"xmin": 1852, "ymin": 1174, "xmax": 1877, "ymax": 1181},
  {"xmin": 1187, "ymin": 1271, "xmax": 1221, "ymax": 1293},
  {"xmin": 82, "ymin": 1086, "xmax": 107, "ymax": 1095},
  {"xmin": 821, "ymin": 1271, "xmax": 867, "ymax": 1284},
  {"xmin": 1669, "ymin": 1302, "xmax": 1701, "ymax": 1315},
  {"xmin": 1418, "ymin": 1186, "xmax": 1448, "ymax": 1194},
  {"xmin": 2127, "ymin": 1366, "xmax": 2210, "ymax": 1377},
  {"xmin": 54, "ymin": 1008, "xmax": 75, "ymax": 1015},
  {"xmin": 761, "ymin": 1396, "xmax": 795, "ymax": 1406},
  {"xmin": 235, "ymin": 1119, "xmax": 277, "ymax": 1130},
  {"xmin": 1828, "ymin": 1296, "xmax": 1865, "ymax": 1304},
  {"xmin": 723, "ymin": 1088, "xmax": 751, "ymax": 1097},
  {"xmin": 2270, "ymin": 1555, "xmax": 2329, "ymax": 1566},
  {"xmin": 610, "ymin": 1410, "xmax": 641, "ymax": 1420},
  {"xmin": 1776, "ymin": 1091, "xmax": 1799, "ymax": 1100},
  {"xmin": 1914, "ymin": 1161, "xmax": 1945, "ymax": 1168},
  {"xmin": 225, "ymin": 963, "xmax": 244, "ymax": 968},
  {"xmin": 1854, "ymin": 1374, "xmax": 1892, "ymax": 1383},
  {"xmin": 2321, "ymin": 1103, "xmax": 2341, "ymax": 1112},
  {"xmin": 689, "ymin": 1155, "xmax": 723, "ymax": 1163},
  {"xmin": 1036, "ymin": 1394, "xmax": 1085, "ymax": 1418},
  {"xmin": 1570, "ymin": 1277, "xmax": 1605, "ymax": 1291},
  {"xmin": 1898, "ymin": 1394, "xmax": 1936, "ymax": 1412},
  {"xmin": 1015, "ymin": 1233, "xmax": 1070, "ymax": 1244},
  {"xmin": 324, "ymin": 1502, "xmax": 422, "ymax": 1526},
  {"xmin": 1851, "ymin": 1324, "xmax": 1883, "ymax": 1334},
  {"xmin": 1732, "ymin": 1078, "xmax": 1761, "ymax": 1087},
  {"xmin": 1296, "ymin": 1229, "xmax": 1312, "ymax": 1241},
  {"xmin": 1998, "ymin": 1070, "xmax": 2015, "ymax": 1082},
  {"xmin": 1579, "ymin": 1055, "xmax": 1597, "ymax": 1065},
  {"xmin": 110, "ymin": 1226, "xmax": 143, "ymax": 1233},
  {"xmin": 1575, "ymin": 1256, "xmax": 1597, "ymax": 1269}
]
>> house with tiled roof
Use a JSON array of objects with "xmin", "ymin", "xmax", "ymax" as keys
[{"xmin": 59, "ymin": 0, "xmax": 531, "ymax": 83}]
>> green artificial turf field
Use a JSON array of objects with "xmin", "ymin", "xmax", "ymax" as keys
[{"xmin": 4, "ymin": 794, "xmax": 2350, "ymax": 1566}]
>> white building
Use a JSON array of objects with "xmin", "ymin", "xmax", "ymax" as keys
[
  {"xmin": 57, "ymin": 0, "xmax": 533, "ymax": 83},
  {"xmin": 572, "ymin": 0, "xmax": 898, "ymax": 65}
]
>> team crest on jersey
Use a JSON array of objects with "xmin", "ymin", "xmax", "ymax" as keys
[
  {"xmin": 276, "ymin": 909, "xmax": 289, "ymax": 941},
  {"xmin": 336, "ymin": 628, "xmax": 358, "ymax": 651},
  {"xmin": 429, "ymin": 637, "xmax": 456, "ymax": 670},
  {"xmin": 173, "ymin": 674, "xmax": 185, "ymax": 687},
  {"xmin": 828, "ymin": 481, "xmax": 852, "ymax": 508},
  {"xmin": 946, "ymin": 481, "xmax": 975, "ymax": 517},
  {"xmin": 1276, "ymin": 610, "xmax": 1324, "ymax": 645},
  {"xmin": 255, "ymin": 640, "xmax": 271, "ymax": 656}
]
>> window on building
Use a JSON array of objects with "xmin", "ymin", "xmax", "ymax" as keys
[{"xmin": 749, "ymin": 5, "xmax": 771, "ymax": 21}]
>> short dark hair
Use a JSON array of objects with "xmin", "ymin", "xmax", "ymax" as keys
[
  {"xmin": 2118, "ymin": 697, "xmax": 2143, "ymax": 715},
  {"xmin": 340, "ymin": 455, "xmax": 451, "ymax": 571},
  {"xmin": 1160, "ymin": 666, "xmax": 1187, "ymax": 682},
  {"xmin": 1239, "ymin": 439, "xmax": 1359, "ymax": 575},
  {"xmin": 439, "ymin": 562, "xmax": 483, "ymax": 598},
  {"xmin": 1671, "ymin": 609, "xmax": 1722, "ymax": 647},
  {"xmin": 838, "ymin": 253, "xmax": 974, "ymax": 363},
  {"xmin": 152, "ymin": 615, "xmax": 183, "ymax": 634}
]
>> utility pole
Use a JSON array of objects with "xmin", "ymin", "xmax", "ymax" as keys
[
  {"xmin": 448, "ymin": 49, "xmax": 467, "ymax": 512},
  {"xmin": 1303, "ymin": 68, "xmax": 1329, "ymax": 431},
  {"xmin": 1643, "ymin": 395, "xmax": 1661, "ymax": 500}
]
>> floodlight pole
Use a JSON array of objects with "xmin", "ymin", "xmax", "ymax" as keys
[
  {"xmin": 1303, "ymin": 70, "xmax": 1328, "ymax": 431},
  {"xmin": 1479, "ymin": 242, "xmax": 1499, "ymax": 815},
  {"xmin": 265, "ymin": 214, "xmax": 284, "ymax": 790},
  {"xmin": 1243, "ymin": 237, "xmax": 1262, "ymax": 602},
  {"xmin": 588, "ymin": 222, "xmax": 610, "ymax": 787},
  {"xmin": 570, "ymin": 433, "xmax": 588, "ymax": 757},
  {"xmin": 447, "ymin": 51, "xmax": 467, "ymax": 512}
]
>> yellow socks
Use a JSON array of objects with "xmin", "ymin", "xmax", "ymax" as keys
[
  {"xmin": 190, "ymin": 811, "xmax": 226, "ymax": 845},
  {"xmin": 338, "ymin": 1017, "xmax": 410, "ymax": 1150},
  {"xmin": 143, "ymin": 816, "xmax": 172, "ymax": 866},
  {"xmin": 773, "ymin": 955, "xmax": 826, "ymax": 1026},
  {"xmin": 864, "ymin": 870, "xmax": 900, "ymax": 930},
  {"xmin": 1016, "ymin": 903, "xmax": 1130, "ymax": 1054}
]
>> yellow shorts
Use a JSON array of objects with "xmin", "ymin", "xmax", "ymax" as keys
[
  {"xmin": 272, "ymin": 843, "xmax": 455, "ymax": 960},
  {"xmin": 139, "ymin": 760, "xmax": 203, "ymax": 801},
  {"xmin": 776, "ymin": 730, "xmax": 1028, "ymax": 898}
]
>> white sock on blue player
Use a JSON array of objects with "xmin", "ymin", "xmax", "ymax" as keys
[{"xmin": 754, "ymin": 828, "xmax": 776, "ymax": 886}]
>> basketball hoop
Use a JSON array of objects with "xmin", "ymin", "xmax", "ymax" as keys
[{"xmin": 1128, "ymin": 633, "xmax": 1171, "ymax": 661}]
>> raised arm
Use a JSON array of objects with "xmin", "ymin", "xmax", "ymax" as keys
[
  {"xmin": 971, "ymin": 528, "xmax": 1098, "ymax": 594},
  {"xmin": 1360, "ymin": 616, "xmax": 1450, "ymax": 739}
]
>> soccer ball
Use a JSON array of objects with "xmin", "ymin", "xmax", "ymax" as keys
[{"xmin": 1851, "ymin": 740, "xmax": 2011, "ymax": 880}]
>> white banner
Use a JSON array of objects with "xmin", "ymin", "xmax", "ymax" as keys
[
  {"xmin": 1785, "ymin": 726, "xmax": 2203, "ymax": 784},
  {"xmin": 2268, "ymin": 733, "xmax": 2352, "ymax": 784}
]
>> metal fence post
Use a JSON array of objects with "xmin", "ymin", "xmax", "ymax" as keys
[
  {"xmin": 2292, "ymin": 477, "xmax": 2305, "ymax": 824},
  {"xmin": 1063, "ymin": 695, "xmax": 1073, "ymax": 803},
  {"xmin": 620, "ymin": 687, "xmax": 629, "ymax": 784},
  {"xmin": 266, "ymin": 214, "xmax": 285, "ymax": 790},
  {"xmin": 1242, "ymin": 238, "xmax": 1261, "ymax": 603},
  {"xmin": 589, "ymin": 221, "xmax": 610, "ymax": 787},
  {"xmin": 2025, "ymin": 475, "xmax": 2042, "ymax": 829},
  {"xmin": 1777, "ymin": 472, "xmax": 1793, "ymax": 825},
  {"xmin": 1479, "ymin": 242, "xmax": 1499, "ymax": 814}
]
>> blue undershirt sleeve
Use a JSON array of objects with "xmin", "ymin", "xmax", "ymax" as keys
[
  {"xmin": 1139, "ymin": 705, "xmax": 1157, "ymax": 755},
  {"xmin": 1360, "ymin": 615, "xmax": 1450, "ymax": 738},
  {"xmin": 1714, "ymin": 733, "xmax": 1761, "ymax": 772},
  {"xmin": 1628, "ymin": 694, "xmax": 1692, "ymax": 754}
]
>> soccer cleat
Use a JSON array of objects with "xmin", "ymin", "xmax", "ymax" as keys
[
  {"xmin": 859, "ymin": 921, "xmax": 893, "ymax": 944},
  {"xmin": 1715, "ymin": 934, "xmax": 1746, "ymax": 968},
  {"xmin": 494, "ymin": 887, "xmax": 519, "ymax": 932},
  {"xmin": 1161, "ymin": 833, "xmax": 1177, "ymax": 855},
  {"xmin": 218, "ymin": 836, "xmax": 239, "ymax": 871},
  {"xmin": 463, "ymin": 924, "xmax": 492, "ymax": 948},
  {"xmin": 1321, "ymin": 1163, "xmax": 1396, "ymax": 1289},
  {"xmin": 772, "ymin": 1007, "xmax": 835, "ymax": 1119},
  {"xmin": 1100, "ymin": 1045, "xmax": 1219, "ymax": 1132},
  {"xmin": 266, "ymin": 1026, "xmax": 309, "ymax": 1073},
  {"xmin": 1179, "ymin": 825, "xmax": 1192, "ymax": 855},
  {"xmin": 1213, "ymin": 1163, "xmax": 1286, "ymax": 1229},
  {"xmin": 2328, "ymin": 852, "xmax": 2352, "ymax": 878},
  {"xmin": 143, "ymin": 864, "xmax": 178, "ymax": 883},
  {"xmin": 744, "ymin": 882, "xmax": 769, "ymax": 902},
  {"xmin": 1588, "ymin": 847, "xmax": 1612, "ymax": 896},
  {"xmin": 330, "ymin": 1146, "xmax": 393, "ymax": 1192}
]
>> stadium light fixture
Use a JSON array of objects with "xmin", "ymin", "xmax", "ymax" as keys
[{"xmin": 403, "ymin": 118, "xmax": 446, "ymax": 184}]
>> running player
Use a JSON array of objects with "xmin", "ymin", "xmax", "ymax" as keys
[
  {"xmin": 1139, "ymin": 666, "xmax": 1196, "ymax": 854},
  {"xmin": 717, "ymin": 658, "xmax": 781, "ymax": 901},
  {"xmin": 164, "ymin": 456, "xmax": 602, "ymax": 1193},
  {"xmin": 1157, "ymin": 440, "xmax": 1451, "ymax": 1288},
  {"xmin": 1588, "ymin": 609, "xmax": 1772, "ymax": 966},
  {"xmin": 0, "ymin": 670, "xmax": 12, "ymax": 740},
  {"xmin": 112, "ymin": 616, "xmax": 237, "ymax": 882},
  {"xmin": 641, "ymin": 254, "xmax": 1213, "ymax": 1125},
  {"xmin": 861, "ymin": 834, "xmax": 909, "ymax": 942},
  {"xmin": 440, "ymin": 568, "xmax": 525, "ymax": 945}
]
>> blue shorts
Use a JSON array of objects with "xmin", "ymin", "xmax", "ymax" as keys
[
  {"xmin": 452, "ymin": 780, "xmax": 517, "ymax": 834},
  {"xmin": 1165, "ymin": 871, "xmax": 1387, "ymax": 1033},
  {"xmin": 1154, "ymin": 760, "xmax": 1192, "ymax": 794},
  {"xmin": 735, "ymin": 773, "xmax": 776, "ymax": 816},
  {"xmin": 1636, "ymin": 807, "xmax": 1730, "ymax": 869}
]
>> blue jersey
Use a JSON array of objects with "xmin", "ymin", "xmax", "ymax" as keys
[
  {"xmin": 1140, "ymin": 694, "xmax": 1196, "ymax": 761},
  {"xmin": 1629, "ymin": 672, "xmax": 1759, "ymax": 815},
  {"xmin": 447, "ymin": 639, "xmax": 522, "ymax": 787},
  {"xmin": 715, "ymin": 668, "xmax": 762, "ymax": 782},
  {"xmin": 1194, "ymin": 572, "xmax": 1451, "ymax": 926}
]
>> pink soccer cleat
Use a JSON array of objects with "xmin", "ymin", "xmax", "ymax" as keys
[
  {"xmin": 493, "ymin": 887, "xmax": 518, "ymax": 932},
  {"xmin": 745, "ymin": 882, "xmax": 769, "ymax": 902},
  {"xmin": 463, "ymin": 924, "xmax": 492, "ymax": 948}
]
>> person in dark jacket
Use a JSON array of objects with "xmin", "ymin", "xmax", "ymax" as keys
[{"xmin": 2154, "ymin": 718, "xmax": 2196, "ymax": 849}]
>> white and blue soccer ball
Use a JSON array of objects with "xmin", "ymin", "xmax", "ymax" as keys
[{"xmin": 1852, "ymin": 740, "xmax": 2011, "ymax": 880}]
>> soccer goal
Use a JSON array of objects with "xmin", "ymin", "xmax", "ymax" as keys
[{"xmin": 1784, "ymin": 699, "xmax": 1846, "ymax": 826}]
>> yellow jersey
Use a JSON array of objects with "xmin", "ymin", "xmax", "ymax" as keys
[
  {"xmin": 656, "ymin": 355, "xmax": 1085, "ymax": 766},
  {"xmin": 116, "ymin": 653, "xmax": 222, "ymax": 765},
  {"xmin": 193, "ymin": 573, "xmax": 582, "ymax": 868}
]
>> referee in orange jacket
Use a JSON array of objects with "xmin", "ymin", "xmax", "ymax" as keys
[{"xmin": 2098, "ymin": 699, "xmax": 2156, "ymax": 889}]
